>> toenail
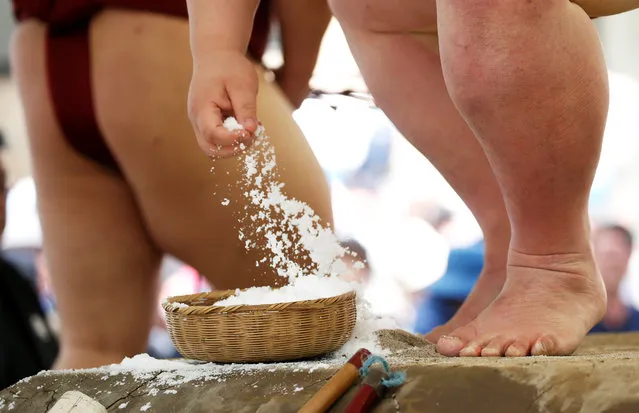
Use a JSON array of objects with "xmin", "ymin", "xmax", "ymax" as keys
[
  {"xmin": 440, "ymin": 335, "xmax": 460, "ymax": 342},
  {"xmin": 504, "ymin": 342, "xmax": 528, "ymax": 357},
  {"xmin": 460, "ymin": 345, "xmax": 480, "ymax": 357},
  {"xmin": 532, "ymin": 341, "xmax": 547, "ymax": 355},
  {"xmin": 481, "ymin": 348, "xmax": 501, "ymax": 357}
]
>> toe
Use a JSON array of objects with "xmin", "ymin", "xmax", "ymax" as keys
[
  {"xmin": 460, "ymin": 335, "xmax": 495, "ymax": 357},
  {"xmin": 505, "ymin": 341, "xmax": 531, "ymax": 357},
  {"xmin": 481, "ymin": 337, "xmax": 515, "ymax": 357},
  {"xmin": 424, "ymin": 326, "xmax": 445, "ymax": 344},
  {"xmin": 437, "ymin": 335, "xmax": 467, "ymax": 357},
  {"xmin": 531, "ymin": 336, "xmax": 556, "ymax": 356},
  {"xmin": 459, "ymin": 343, "xmax": 482, "ymax": 357}
]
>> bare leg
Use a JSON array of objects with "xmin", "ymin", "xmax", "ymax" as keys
[
  {"xmin": 90, "ymin": 10, "xmax": 333, "ymax": 291},
  {"xmin": 436, "ymin": 0, "xmax": 608, "ymax": 356},
  {"xmin": 330, "ymin": 0, "xmax": 510, "ymax": 341},
  {"xmin": 10, "ymin": 9, "xmax": 333, "ymax": 370},
  {"xmin": 273, "ymin": 0, "xmax": 332, "ymax": 107},
  {"xmin": 11, "ymin": 21, "xmax": 162, "ymax": 369}
]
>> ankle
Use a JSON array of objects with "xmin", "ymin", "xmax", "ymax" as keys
[
  {"xmin": 55, "ymin": 346, "xmax": 132, "ymax": 370},
  {"xmin": 482, "ymin": 224, "xmax": 510, "ymax": 262},
  {"xmin": 510, "ymin": 213, "xmax": 592, "ymax": 255},
  {"xmin": 507, "ymin": 248, "xmax": 596, "ymax": 277}
]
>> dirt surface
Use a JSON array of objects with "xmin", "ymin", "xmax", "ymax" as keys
[{"xmin": 1, "ymin": 331, "xmax": 638, "ymax": 412}]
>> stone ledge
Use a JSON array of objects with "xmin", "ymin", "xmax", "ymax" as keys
[{"xmin": 1, "ymin": 332, "xmax": 638, "ymax": 413}]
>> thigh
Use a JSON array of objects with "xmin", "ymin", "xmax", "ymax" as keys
[
  {"xmin": 329, "ymin": 0, "xmax": 437, "ymax": 32},
  {"xmin": 10, "ymin": 21, "xmax": 161, "ymax": 355},
  {"xmin": 90, "ymin": 10, "xmax": 333, "ymax": 290}
]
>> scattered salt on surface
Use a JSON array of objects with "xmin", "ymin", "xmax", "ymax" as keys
[
  {"xmin": 293, "ymin": 386, "xmax": 304, "ymax": 392},
  {"xmin": 221, "ymin": 198, "xmax": 230, "ymax": 206},
  {"xmin": 118, "ymin": 402, "xmax": 129, "ymax": 409},
  {"xmin": 163, "ymin": 390, "xmax": 177, "ymax": 395},
  {"xmin": 7, "ymin": 402, "xmax": 14, "ymax": 411},
  {"xmin": 44, "ymin": 306, "xmax": 394, "ymax": 382},
  {"xmin": 140, "ymin": 402, "xmax": 152, "ymax": 411},
  {"xmin": 338, "ymin": 299, "xmax": 398, "ymax": 357}
]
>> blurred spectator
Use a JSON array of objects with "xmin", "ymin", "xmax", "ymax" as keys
[
  {"xmin": 410, "ymin": 202, "xmax": 453, "ymax": 235},
  {"xmin": 590, "ymin": 223, "xmax": 639, "ymax": 333},
  {"xmin": 35, "ymin": 250, "xmax": 59, "ymax": 335},
  {"xmin": 339, "ymin": 238, "xmax": 371, "ymax": 285},
  {"xmin": 0, "ymin": 161, "xmax": 57, "ymax": 389},
  {"xmin": 340, "ymin": 123, "xmax": 392, "ymax": 191},
  {"xmin": 2, "ymin": 176, "xmax": 41, "ymax": 286},
  {"xmin": 365, "ymin": 215, "xmax": 450, "ymax": 329},
  {"xmin": 414, "ymin": 240, "xmax": 484, "ymax": 334},
  {"xmin": 159, "ymin": 265, "xmax": 212, "ymax": 300},
  {"xmin": 149, "ymin": 265, "xmax": 212, "ymax": 359}
]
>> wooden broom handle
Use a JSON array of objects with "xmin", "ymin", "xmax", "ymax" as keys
[{"xmin": 298, "ymin": 348, "xmax": 371, "ymax": 413}]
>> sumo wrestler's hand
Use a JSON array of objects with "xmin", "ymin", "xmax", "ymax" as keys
[{"xmin": 188, "ymin": 51, "xmax": 259, "ymax": 158}]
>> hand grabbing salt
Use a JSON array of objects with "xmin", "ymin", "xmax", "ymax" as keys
[{"xmin": 223, "ymin": 117, "xmax": 244, "ymax": 131}]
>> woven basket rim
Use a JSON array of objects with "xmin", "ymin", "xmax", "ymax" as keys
[{"xmin": 161, "ymin": 288, "xmax": 356, "ymax": 314}]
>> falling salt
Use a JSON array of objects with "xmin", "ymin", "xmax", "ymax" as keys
[
  {"xmin": 221, "ymin": 118, "xmax": 362, "ymax": 303},
  {"xmin": 217, "ymin": 119, "xmax": 400, "ymax": 355},
  {"xmin": 221, "ymin": 198, "xmax": 230, "ymax": 206},
  {"xmin": 37, "ymin": 120, "xmax": 401, "ymax": 395},
  {"xmin": 140, "ymin": 402, "xmax": 152, "ymax": 411}
]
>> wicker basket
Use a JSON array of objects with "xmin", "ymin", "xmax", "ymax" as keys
[{"xmin": 162, "ymin": 289, "xmax": 357, "ymax": 363}]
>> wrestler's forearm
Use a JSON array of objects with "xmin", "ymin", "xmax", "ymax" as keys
[{"xmin": 187, "ymin": 0, "xmax": 260, "ymax": 61}]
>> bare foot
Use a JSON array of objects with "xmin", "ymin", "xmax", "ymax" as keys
[
  {"xmin": 424, "ymin": 266, "xmax": 505, "ymax": 343},
  {"xmin": 436, "ymin": 249, "xmax": 606, "ymax": 357}
]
